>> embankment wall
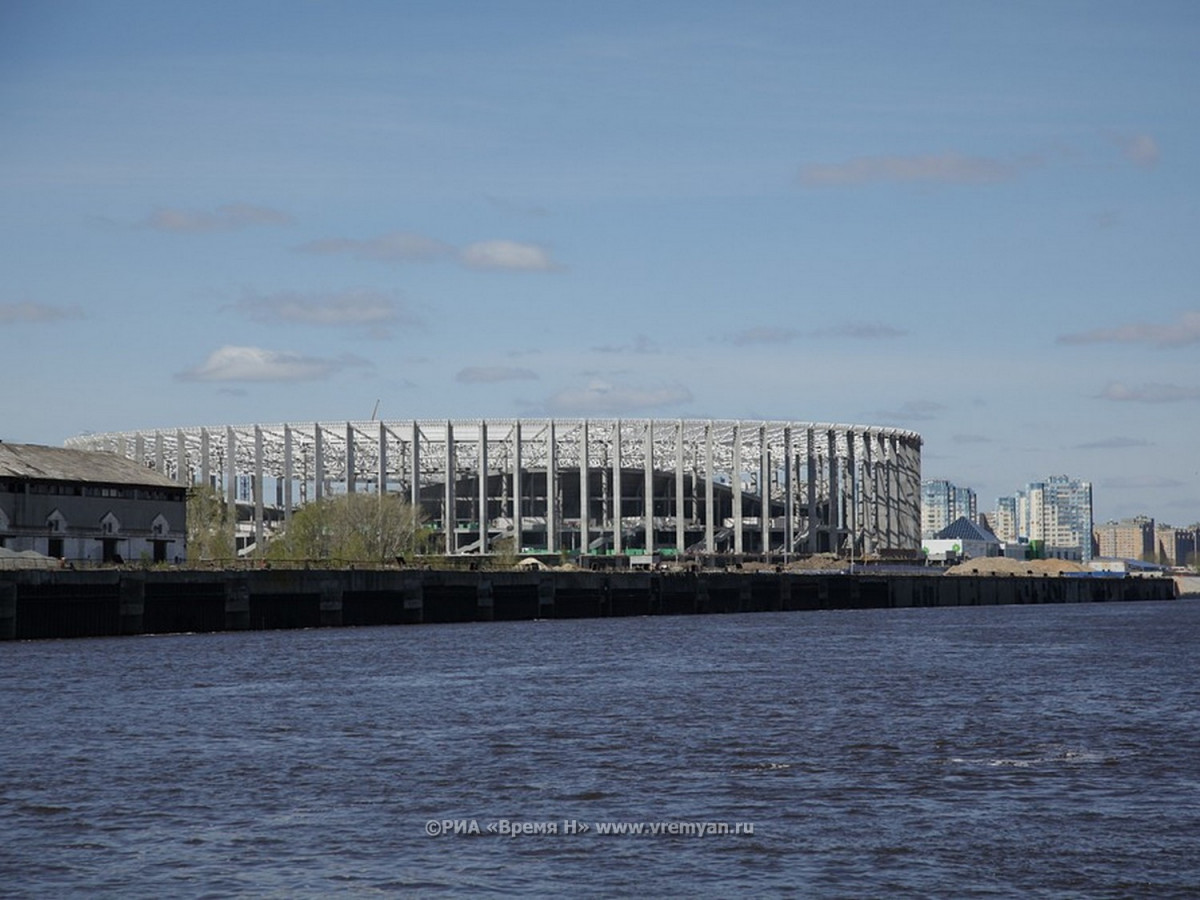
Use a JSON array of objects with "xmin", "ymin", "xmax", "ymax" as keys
[{"xmin": 0, "ymin": 569, "xmax": 1176, "ymax": 641}]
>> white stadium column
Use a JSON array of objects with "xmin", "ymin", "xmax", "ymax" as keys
[
  {"xmin": 377, "ymin": 421, "xmax": 388, "ymax": 496},
  {"xmin": 611, "ymin": 420, "xmax": 622, "ymax": 556},
  {"xmin": 254, "ymin": 426, "xmax": 264, "ymax": 556},
  {"xmin": 732, "ymin": 422, "xmax": 743, "ymax": 555},
  {"xmin": 806, "ymin": 428, "xmax": 818, "ymax": 554},
  {"xmin": 579, "ymin": 420, "xmax": 589, "ymax": 556},
  {"xmin": 546, "ymin": 421, "xmax": 557, "ymax": 554},
  {"xmin": 410, "ymin": 421, "xmax": 420, "ymax": 511},
  {"xmin": 478, "ymin": 420, "xmax": 488, "ymax": 554},
  {"xmin": 314, "ymin": 424, "xmax": 324, "ymax": 502},
  {"xmin": 444, "ymin": 421, "xmax": 455, "ymax": 555},
  {"xmin": 283, "ymin": 424, "xmax": 293, "ymax": 519},
  {"xmin": 674, "ymin": 421, "xmax": 685, "ymax": 555},
  {"xmin": 641, "ymin": 421, "xmax": 652, "ymax": 554},
  {"xmin": 704, "ymin": 422, "xmax": 714, "ymax": 555},
  {"xmin": 760, "ymin": 424, "xmax": 769, "ymax": 557},
  {"xmin": 176, "ymin": 430, "xmax": 187, "ymax": 485},
  {"xmin": 512, "ymin": 421, "xmax": 523, "ymax": 552},
  {"xmin": 783, "ymin": 426, "xmax": 794, "ymax": 558},
  {"xmin": 200, "ymin": 428, "xmax": 211, "ymax": 489},
  {"xmin": 226, "ymin": 427, "xmax": 237, "ymax": 510}
]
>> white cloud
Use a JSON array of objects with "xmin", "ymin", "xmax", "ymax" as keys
[
  {"xmin": 592, "ymin": 335, "xmax": 660, "ymax": 354},
  {"xmin": 1057, "ymin": 311, "xmax": 1200, "ymax": 348},
  {"xmin": 0, "ymin": 301, "xmax": 83, "ymax": 323},
  {"xmin": 456, "ymin": 366, "xmax": 539, "ymax": 384},
  {"xmin": 236, "ymin": 290, "xmax": 420, "ymax": 336},
  {"xmin": 459, "ymin": 240, "xmax": 558, "ymax": 271},
  {"xmin": 1112, "ymin": 133, "xmax": 1160, "ymax": 169},
  {"xmin": 1101, "ymin": 475, "xmax": 1184, "ymax": 489},
  {"xmin": 1099, "ymin": 382, "xmax": 1200, "ymax": 403},
  {"xmin": 176, "ymin": 346, "xmax": 356, "ymax": 383},
  {"xmin": 951, "ymin": 434, "xmax": 993, "ymax": 444},
  {"xmin": 815, "ymin": 323, "xmax": 908, "ymax": 339},
  {"xmin": 1073, "ymin": 436, "xmax": 1152, "ymax": 449},
  {"xmin": 799, "ymin": 152, "xmax": 1029, "ymax": 187},
  {"xmin": 725, "ymin": 323, "xmax": 905, "ymax": 345},
  {"xmin": 875, "ymin": 400, "xmax": 946, "ymax": 422},
  {"xmin": 484, "ymin": 194, "xmax": 549, "ymax": 218},
  {"xmin": 145, "ymin": 204, "xmax": 294, "ymax": 233},
  {"xmin": 295, "ymin": 232, "xmax": 559, "ymax": 271},
  {"xmin": 727, "ymin": 326, "xmax": 800, "ymax": 346},
  {"xmin": 543, "ymin": 379, "xmax": 692, "ymax": 415},
  {"xmin": 296, "ymin": 232, "xmax": 451, "ymax": 263}
]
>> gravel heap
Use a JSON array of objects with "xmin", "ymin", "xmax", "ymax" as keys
[{"xmin": 944, "ymin": 557, "xmax": 1088, "ymax": 576}]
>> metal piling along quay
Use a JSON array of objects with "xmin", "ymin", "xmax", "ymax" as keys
[{"xmin": 0, "ymin": 568, "xmax": 1177, "ymax": 641}]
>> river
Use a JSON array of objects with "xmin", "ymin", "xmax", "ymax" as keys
[{"xmin": 2, "ymin": 599, "xmax": 1197, "ymax": 896}]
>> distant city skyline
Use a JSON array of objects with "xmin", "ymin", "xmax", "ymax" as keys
[
  {"xmin": 3, "ymin": 2, "xmax": 1198, "ymax": 526},
  {"xmin": 923, "ymin": 474, "xmax": 1200, "ymax": 565},
  {"xmin": 924, "ymin": 470, "xmax": 1200, "ymax": 531}
]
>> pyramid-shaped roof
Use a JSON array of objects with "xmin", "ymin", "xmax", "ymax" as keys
[{"xmin": 935, "ymin": 516, "xmax": 999, "ymax": 542}]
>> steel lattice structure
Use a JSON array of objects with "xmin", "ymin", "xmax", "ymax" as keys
[{"xmin": 68, "ymin": 419, "xmax": 922, "ymax": 557}]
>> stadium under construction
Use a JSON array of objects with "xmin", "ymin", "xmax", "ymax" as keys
[{"xmin": 68, "ymin": 419, "xmax": 923, "ymax": 559}]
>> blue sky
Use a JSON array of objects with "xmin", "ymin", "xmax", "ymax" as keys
[{"xmin": 2, "ymin": 0, "xmax": 1198, "ymax": 524}]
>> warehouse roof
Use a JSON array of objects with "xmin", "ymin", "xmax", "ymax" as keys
[{"xmin": 0, "ymin": 442, "xmax": 180, "ymax": 488}]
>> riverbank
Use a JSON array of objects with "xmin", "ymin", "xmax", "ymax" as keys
[{"xmin": 0, "ymin": 567, "xmax": 1177, "ymax": 641}]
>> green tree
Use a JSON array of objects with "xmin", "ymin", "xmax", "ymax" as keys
[
  {"xmin": 489, "ymin": 535, "xmax": 518, "ymax": 569},
  {"xmin": 186, "ymin": 483, "xmax": 235, "ymax": 562},
  {"xmin": 266, "ymin": 492, "xmax": 430, "ymax": 564}
]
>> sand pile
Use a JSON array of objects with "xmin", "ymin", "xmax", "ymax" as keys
[
  {"xmin": 770, "ymin": 554, "xmax": 845, "ymax": 572},
  {"xmin": 0, "ymin": 547, "xmax": 61, "ymax": 570},
  {"xmin": 944, "ymin": 557, "xmax": 1087, "ymax": 576}
]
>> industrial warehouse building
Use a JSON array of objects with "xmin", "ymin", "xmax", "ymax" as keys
[
  {"xmin": 0, "ymin": 442, "xmax": 187, "ymax": 563},
  {"xmin": 69, "ymin": 419, "xmax": 923, "ymax": 560}
]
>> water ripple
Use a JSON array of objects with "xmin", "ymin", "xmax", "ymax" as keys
[{"xmin": 1, "ymin": 600, "xmax": 1198, "ymax": 896}]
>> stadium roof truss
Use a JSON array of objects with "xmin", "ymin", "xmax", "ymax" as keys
[{"xmin": 69, "ymin": 419, "xmax": 922, "ymax": 558}]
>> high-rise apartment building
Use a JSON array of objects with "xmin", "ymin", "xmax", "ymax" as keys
[
  {"xmin": 991, "ymin": 496, "xmax": 1018, "ymax": 543},
  {"xmin": 998, "ymin": 475, "xmax": 1093, "ymax": 562},
  {"xmin": 921, "ymin": 480, "xmax": 977, "ymax": 538},
  {"xmin": 1094, "ymin": 516, "xmax": 1155, "ymax": 561},
  {"xmin": 1155, "ymin": 524, "xmax": 1198, "ymax": 567}
]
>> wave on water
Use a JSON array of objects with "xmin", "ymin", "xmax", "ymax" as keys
[{"xmin": 947, "ymin": 744, "xmax": 1136, "ymax": 768}]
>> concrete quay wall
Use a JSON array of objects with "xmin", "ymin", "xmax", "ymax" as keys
[{"xmin": 0, "ymin": 569, "xmax": 1177, "ymax": 641}]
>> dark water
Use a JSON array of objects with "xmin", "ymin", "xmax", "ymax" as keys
[{"xmin": 2, "ymin": 600, "xmax": 1198, "ymax": 897}]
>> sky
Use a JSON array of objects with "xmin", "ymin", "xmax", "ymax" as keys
[{"xmin": 2, "ymin": 0, "xmax": 1198, "ymax": 525}]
